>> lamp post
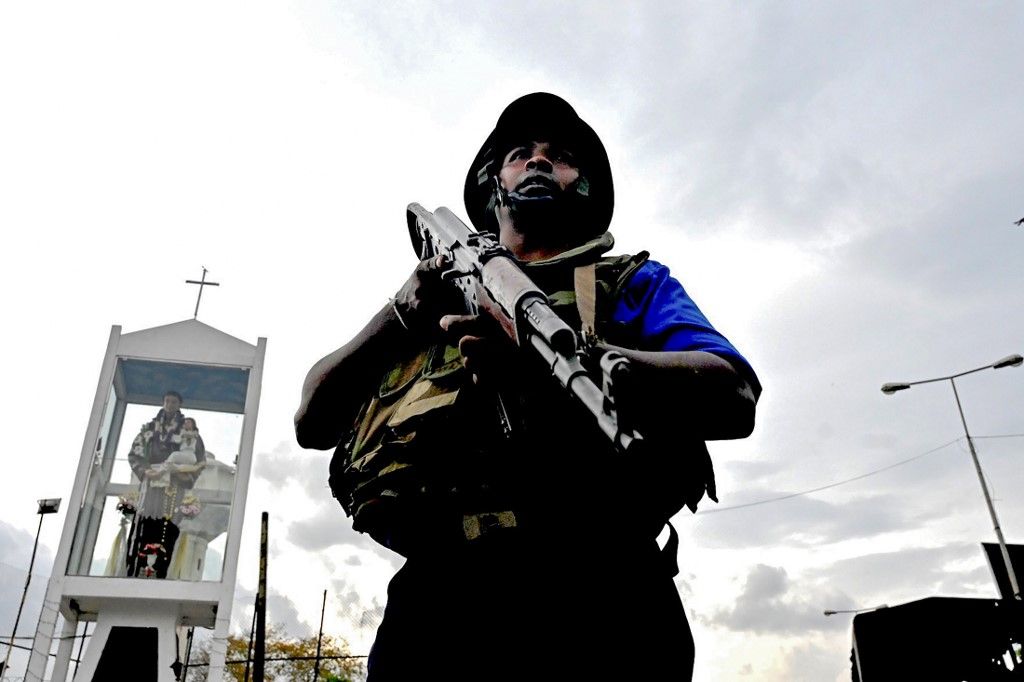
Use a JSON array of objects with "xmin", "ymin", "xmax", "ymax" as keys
[
  {"xmin": 882, "ymin": 353, "xmax": 1023, "ymax": 601},
  {"xmin": 824, "ymin": 604, "xmax": 888, "ymax": 616},
  {"xmin": 1, "ymin": 498, "xmax": 61, "ymax": 680}
]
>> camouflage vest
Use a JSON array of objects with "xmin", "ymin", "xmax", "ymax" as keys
[{"xmin": 329, "ymin": 233, "xmax": 715, "ymax": 554}]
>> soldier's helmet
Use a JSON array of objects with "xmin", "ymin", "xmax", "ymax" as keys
[{"xmin": 463, "ymin": 92, "xmax": 614, "ymax": 238}]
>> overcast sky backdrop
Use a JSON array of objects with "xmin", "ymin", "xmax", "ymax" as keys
[{"xmin": 2, "ymin": 3, "xmax": 1022, "ymax": 680}]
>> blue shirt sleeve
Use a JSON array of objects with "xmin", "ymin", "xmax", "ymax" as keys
[{"xmin": 612, "ymin": 259, "xmax": 761, "ymax": 394}]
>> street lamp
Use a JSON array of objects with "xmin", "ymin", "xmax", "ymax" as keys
[
  {"xmin": 2, "ymin": 498, "xmax": 62, "ymax": 681},
  {"xmin": 824, "ymin": 604, "xmax": 888, "ymax": 616},
  {"xmin": 882, "ymin": 354, "xmax": 1023, "ymax": 601}
]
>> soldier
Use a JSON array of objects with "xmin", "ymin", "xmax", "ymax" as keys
[{"xmin": 296, "ymin": 93, "xmax": 761, "ymax": 681}]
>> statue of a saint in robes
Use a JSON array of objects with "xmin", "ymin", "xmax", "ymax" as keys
[{"xmin": 126, "ymin": 390, "xmax": 206, "ymax": 578}]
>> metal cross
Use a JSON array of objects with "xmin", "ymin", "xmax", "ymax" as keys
[{"xmin": 185, "ymin": 267, "xmax": 220, "ymax": 319}]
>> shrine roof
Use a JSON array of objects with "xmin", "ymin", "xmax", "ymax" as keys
[{"xmin": 117, "ymin": 318, "xmax": 258, "ymax": 367}]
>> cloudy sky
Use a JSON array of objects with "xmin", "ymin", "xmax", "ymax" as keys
[{"xmin": 2, "ymin": 2, "xmax": 1022, "ymax": 680}]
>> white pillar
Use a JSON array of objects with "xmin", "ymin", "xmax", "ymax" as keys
[
  {"xmin": 25, "ymin": 577, "xmax": 62, "ymax": 682},
  {"xmin": 71, "ymin": 610, "xmax": 179, "ymax": 682},
  {"xmin": 49, "ymin": 617, "xmax": 78, "ymax": 682},
  {"xmin": 206, "ymin": 604, "xmax": 232, "ymax": 682},
  {"xmin": 71, "ymin": 621, "xmax": 110, "ymax": 682},
  {"xmin": 156, "ymin": 620, "xmax": 177, "ymax": 682}
]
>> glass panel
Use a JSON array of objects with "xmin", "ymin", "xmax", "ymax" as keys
[
  {"xmin": 68, "ymin": 359, "xmax": 246, "ymax": 582},
  {"xmin": 66, "ymin": 385, "xmax": 122, "ymax": 576}
]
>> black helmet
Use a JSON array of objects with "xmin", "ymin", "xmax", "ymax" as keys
[{"xmin": 463, "ymin": 92, "xmax": 614, "ymax": 237}]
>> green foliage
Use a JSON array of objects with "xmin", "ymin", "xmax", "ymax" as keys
[{"xmin": 188, "ymin": 624, "xmax": 365, "ymax": 682}]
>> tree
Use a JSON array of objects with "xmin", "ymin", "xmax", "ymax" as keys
[{"xmin": 188, "ymin": 624, "xmax": 365, "ymax": 682}]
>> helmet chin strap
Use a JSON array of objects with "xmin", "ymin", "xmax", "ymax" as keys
[
  {"xmin": 493, "ymin": 175, "xmax": 591, "ymax": 214},
  {"xmin": 492, "ymin": 175, "xmax": 509, "ymax": 209},
  {"xmin": 490, "ymin": 174, "xmax": 600, "ymax": 243}
]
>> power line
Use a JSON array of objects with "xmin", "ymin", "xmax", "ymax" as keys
[
  {"xmin": 188, "ymin": 653, "xmax": 368, "ymax": 667},
  {"xmin": 0, "ymin": 634, "xmax": 88, "ymax": 642},
  {"xmin": 0, "ymin": 560, "xmax": 51, "ymax": 578},
  {"xmin": 696, "ymin": 437, "xmax": 964, "ymax": 514},
  {"xmin": 972, "ymin": 433, "xmax": 1024, "ymax": 440},
  {"xmin": 696, "ymin": 432, "xmax": 1024, "ymax": 515},
  {"xmin": 0, "ymin": 640, "xmax": 80, "ymax": 661}
]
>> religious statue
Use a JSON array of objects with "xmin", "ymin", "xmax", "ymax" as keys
[{"xmin": 126, "ymin": 391, "xmax": 206, "ymax": 578}]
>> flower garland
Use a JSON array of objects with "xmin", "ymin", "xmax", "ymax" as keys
[
  {"xmin": 178, "ymin": 493, "xmax": 201, "ymax": 518},
  {"xmin": 131, "ymin": 410, "xmax": 185, "ymax": 459},
  {"xmin": 117, "ymin": 492, "xmax": 139, "ymax": 516}
]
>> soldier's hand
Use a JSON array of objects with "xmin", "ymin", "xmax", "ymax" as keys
[
  {"xmin": 439, "ymin": 313, "xmax": 516, "ymax": 385},
  {"xmin": 393, "ymin": 254, "xmax": 464, "ymax": 335}
]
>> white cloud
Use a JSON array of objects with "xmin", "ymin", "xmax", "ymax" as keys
[
  {"xmin": 708, "ymin": 564, "xmax": 850, "ymax": 635},
  {"xmin": 778, "ymin": 641, "xmax": 849, "ymax": 682}
]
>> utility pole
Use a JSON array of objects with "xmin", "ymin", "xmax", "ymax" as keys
[
  {"xmin": 312, "ymin": 589, "xmax": 327, "ymax": 681},
  {"xmin": 243, "ymin": 603, "xmax": 257, "ymax": 682},
  {"xmin": 181, "ymin": 627, "xmax": 195, "ymax": 681},
  {"xmin": 253, "ymin": 512, "xmax": 268, "ymax": 682},
  {"xmin": 73, "ymin": 622, "xmax": 89, "ymax": 678}
]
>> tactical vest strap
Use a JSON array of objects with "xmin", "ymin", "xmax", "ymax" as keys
[{"xmin": 573, "ymin": 263, "xmax": 598, "ymax": 342}]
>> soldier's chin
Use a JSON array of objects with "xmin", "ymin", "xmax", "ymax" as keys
[
  {"xmin": 509, "ymin": 184, "xmax": 558, "ymax": 201},
  {"xmin": 508, "ymin": 193, "xmax": 566, "ymax": 233}
]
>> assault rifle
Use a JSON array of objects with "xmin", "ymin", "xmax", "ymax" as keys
[{"xmin": 406, "ymin": 202, "xmax": 644, "ymax": 456}]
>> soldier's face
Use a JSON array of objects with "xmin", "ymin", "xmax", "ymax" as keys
[
  {"xmin": 163, "ymin": 395, "xmax": 181, "ymax": 415},
  {"xmin": 498, "ymin": 140, "xmax": 580, "ymax": 200}
]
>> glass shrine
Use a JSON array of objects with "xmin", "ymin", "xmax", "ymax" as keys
[{"xmin": 26, "ymin": 319, "xmax": 266, "ymax": 682}]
